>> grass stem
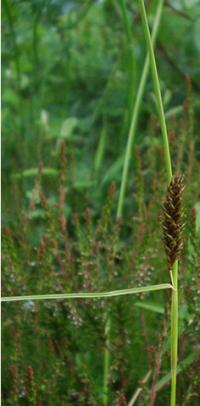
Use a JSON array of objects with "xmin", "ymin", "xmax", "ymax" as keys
[
  {"xmin": 103, "ymin": 317, "xmax": 111, "ymax": 405},
  {"xmin": 170, "ymin": 261, "xmax": 178, "ymax": 406},
  {"xmin": 139, "ymin": 1, "xmax": 179, "ymax": 405},
  {"xmin": 139, "ymin": 0, "xmax": 172, "ymax": 183},
  {"xmin": 117, "ymin": 0, "xmax": 164, "ymax": 218}
]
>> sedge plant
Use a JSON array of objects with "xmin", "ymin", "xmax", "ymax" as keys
[
  {"xmin": 139, "ymin": 0, "xmax": 185, "ymax": 404},
  {"xmin": 2, "ymin": 2, "xmax": 186, "ymax": 405}
]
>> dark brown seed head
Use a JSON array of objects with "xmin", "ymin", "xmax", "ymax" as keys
[{"xmin": 161, "ymin": 175, "xmax": 185, "ymax": 270}]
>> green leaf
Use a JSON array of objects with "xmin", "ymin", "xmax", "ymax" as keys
[
  {"xmin": 102, "ymin": 156, "xmax": 124, "ymax": 185},
  {"xmin": 165, "ymin": 106, "xmax": 183, "ymax": 120},
  {"xmin": 194, "ymin": 18, "xmax": 200, "ymax": 53},
  {"xmin": 156, "ymin": 351, "xmax": 200, "ymax": 392},
  {"xmin": 94, "ymin": 126, "xmax": 107, "ymax": 173},
  {"xmin": 71, "ymin": 180, "xmax": 96, "ymax": 190},
  {"xmin": 28, "ymin": 208, "xmax": 46, "ymax": 220},
  {"xmin": 183, "ymin": 0, "xmax": 199, "ymax": 8},
  {"xmin": 134, "ymin": 301, "xmax": 164, "ymax": 314},
  {"xmin": 194, "ymin": 202, "xmax": 200, "ymax": 233},
  {"xmin": 1, "ymin": 283, "xmax": 173, "ymax": 302},
  {"xmin": 60, "ymin": 117, "xmax": 79, "ymax": 139},
  {"xmin": 13, "ymin": 168, "xmax": 58, "ymax": 179}
]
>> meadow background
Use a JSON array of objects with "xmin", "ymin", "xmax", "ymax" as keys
[{"xmin": 2, "ymin": 0, "xmax": 200, "ymax": 405}]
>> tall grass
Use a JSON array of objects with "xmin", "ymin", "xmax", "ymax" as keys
[
  {"xmin": 103, "ymin": 2, "xmax": 164, "ymax": 404},
  {"xmin": 2, "ymin": 1, "xmax": 193, "ymax": 405},
  {"xmin": 117, "ymin": 0, "xmax": 164, "ymax": 218},
  {"xmin": 138, "ymin": 1, "xmax": 179, "ymax": 405}
]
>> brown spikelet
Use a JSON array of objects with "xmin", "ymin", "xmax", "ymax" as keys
[{"xmin": 161, "ymin": 175, "xmax": 185, "ymax": 270}]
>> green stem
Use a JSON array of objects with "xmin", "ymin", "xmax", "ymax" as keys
[
  {"xmin": 119, "ymin": 0, "xmax": 136, "ymax": 125},
  {"xmin": 119, "ymin": 0, "xmax": 133, "ymax": 44},
  {"xmin": 117, "ymin": 0, "xmax": 164, "ymax": 218},
  {"xmin": 103, "ymin": 317, "xmax": 111, "ymax": 406},
  {"xmin": 170, "ymin": 261, "xmax": 178, "ymax": 406},
  {"xmin": 3, "ymin": 0, "xmax": 21, "ymax": 90},
  {"xmin": 139, "ymin": 1, "xmax": 179, "ymax": 405},
  {"xmin": 1, "ymin": 284, "xmax": 173, "ymax": 303},
  {"xmin": 139, "ymin": 0, "xmax": 172, "ymax": 183}
]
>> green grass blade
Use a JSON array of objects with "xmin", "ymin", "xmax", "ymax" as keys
[
  {"xmin": 134, "ymin": 301, "xmax": 164, "ymax": 314},
  {"xmin": 94, "ymin": 124, "xmax": 107, "ymax": 174},
  {"xmin": 127, "ymin": 351, "xmax": 199, "ymax": 405},
  {"xmin": 139, "ymin": 2, "xmax": 180, "ymax": 405},
  {"xmin": 117, "ymin": 0, "xmax": 164, "ymax": 218},
  {"xmin": 139, "ymin": 0, "xmax": 172, "ymax": 183},
  {"xmin": 1, "ymin": 283, "xmax": 173, "ymax": 303},
  {"xmin": 156, "ymin": 351, "xmax": 200, "ymax": 392},
  {"xmin": 102, "ymin": 316, "xmax": 111, "ymax": 406}
]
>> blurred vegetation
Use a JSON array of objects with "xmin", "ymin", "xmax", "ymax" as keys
[{"xmin": 2, "ymin": 0, "xmax": 200, "ymax": 405}]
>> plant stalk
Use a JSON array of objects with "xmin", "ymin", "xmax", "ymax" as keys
[
  {"xmin": 103, "ymin": 317, "xmax": 111, "ymax": 406},
  {"xmin": 170, "ymin": 261, "xmax": 178, "ymax": 406},
  {"xmin": 139, "ymin": 0, "xmax": 172, "ymax": 182},
  {"xmin": 119, "ymin": 0, "xmax": 137, "ymax": 126},
  {"xmin": 117, "ymin": 0, "xmax": 164, "ymax": 218},
  {"xmin": 139, "ymin": 1, "xmax": 179, "ymax": 405}
]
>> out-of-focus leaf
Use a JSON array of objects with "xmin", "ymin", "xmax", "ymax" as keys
[
  {"xmin": 156, "ymin": 352, "xmax": 200, "ymax": 392},
  {"xmin": 194, "ymin": 202, "xmax": 200, "ymax": 233},
  {"xmin": 94, "ymin": 126, "xmax": 107, "ymax": 173},
  {"xmin": 3, "ymin": 89, "xmax": 19, "ymax": 106},
  {"xmin": 26, "ymin": 189, "xmax": 40, "ymax": 203},
  {"xmin": 165, "ymin": 106, "xmax": 183, "ymax": 119},
  {"xmin": 194, "ymin": 18, "xmax": 200, "ymax": 53},
  {"xmin": 71, "ymin": 180, "xmax": 96, "ymax": 190},
  {"xmin": 28, "ymin": 208, "xmax": 45, "ymax": 219},
  {"xmin": 134, "ymin": 301, "xmax": 164, "ymax": 314},
  {"xmin": 183, "ymin": 0, "xmax": 199, "ymax": 8},
  {"xmin": 13, "ymin": 168, "xmax": 58, "ymax": 179},
  {"xmin": 60, "ymin": 117, "xmax": 79, "ymax": 139},
  {"xmin": 102, "ymin": 156, "xmax": 124, "ymax": 185}
]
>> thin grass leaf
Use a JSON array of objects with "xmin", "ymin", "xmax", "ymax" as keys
[
  {"xmin": 117, "ymin": 0, "xmax": 164, "ymax": 218},
  {"xmin": 1, "ymin": 283, "xmax": 173, "ymax": 303},
  {"xmin": 156, "ymin": 352, "xmax": 200, "ymax": 392},
  {"xmin": 134, "ymin": 301, "xmax": 164, "ymax": 314},
  {"xmin": 13, "ymin": 168, "xmax": 58, "ymax": 179},
  {"xmin": 139, "ymin": 0, "xmax": 172, "ymax": 183},
  {"xmin": 94, "ymin": 125, "xmax": 107, "ymax": 173}
]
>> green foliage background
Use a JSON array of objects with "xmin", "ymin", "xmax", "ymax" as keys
[{"xmin": 2, "ymin": 0, "xmax": 200, "ymax": 405}]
